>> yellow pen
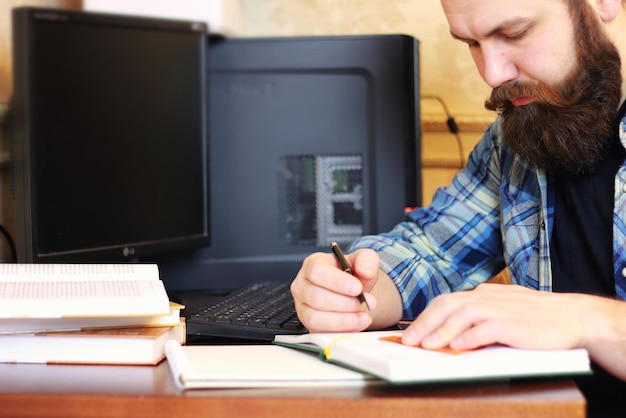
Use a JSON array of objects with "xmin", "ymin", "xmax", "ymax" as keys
[{"xmin": 330, "ymin": 242, "xmax": 372, "ymax": 315}]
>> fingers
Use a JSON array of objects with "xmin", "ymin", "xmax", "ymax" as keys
[
  {"xmin": 449, "ymin": 318, "xmax": 516, "ymax": 350},
  {"xmin": 291, "ymin": 279, "xmax": 373, "ymax": 333},
  {"xmin": 402, "ymin": 295, "xmax": 491, "ymax": 348},
  {"xmin": 296, "ymin": 307, "xmax": 372, "ymax": 333},
  {"xmin": 295, "ymin": 252, "xmax": 366, "ymax": 298},
  {"xmin": 402, "ymin": 284, "xmax": 586, "ymax": 352},
  {"xmin": 290, "ymin": 249, "xmax": 379, "ymax": 333},
  {"xmin": 402, "ymin": 284, "xmax": 530, "ymax": 349},
  {"xmin": 351, "ymin": 250, "xmax": 381, "ymax": 290}
]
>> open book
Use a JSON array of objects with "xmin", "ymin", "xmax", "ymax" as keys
[
  {"xmin": 165, "ymin": 341, "xmax": 374, "ymax": 389},
  {"xmin": 274, "ymin": 330, "xmax": 592, "ymax": 384},
  {"xmin": 0, "ymin": 264, "xmax": 172, "ymax": 330}
]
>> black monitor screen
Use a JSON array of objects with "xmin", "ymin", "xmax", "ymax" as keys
[
  {"xmin": 159, "ymin": 35, "xmax": 421, "ymax": 291},
  {"xmin": 11, "ymin": 7, "xmax": 210, "ymax": 262}
]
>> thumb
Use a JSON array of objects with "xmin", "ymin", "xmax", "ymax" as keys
[{"xmin": 350, "ymin": 249, "xmax": 380, "ymax": 290}]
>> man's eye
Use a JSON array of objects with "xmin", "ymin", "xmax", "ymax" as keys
[{"xmin": 504, "ymin": 29, "xmax": 528, "ymax": 41}]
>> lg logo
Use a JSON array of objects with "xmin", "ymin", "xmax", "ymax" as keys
[{"xmin": 123, "ymin": 247, "xmax": 136, "ymax": 257}]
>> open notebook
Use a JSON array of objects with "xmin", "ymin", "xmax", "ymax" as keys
[{"xmin": 274, "ymin": 330, "xmax": 592, "ymax": 384}]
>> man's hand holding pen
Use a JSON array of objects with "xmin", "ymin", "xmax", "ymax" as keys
[
  {"xmin": 290, "ymin": 245, "xmax": 404, "ymax": 333},
  {"xmin": 330, "ymin": 242, "xmax": 372, "ymax": 315}
]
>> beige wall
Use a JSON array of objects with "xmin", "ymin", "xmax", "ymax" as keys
[
  {"xmin": 0, "ymin": 0, "xmax": 82, "ymax": 103},
  {"xmin": 239, "ymin": 0, "xmax": 493, "ymax": 121}
]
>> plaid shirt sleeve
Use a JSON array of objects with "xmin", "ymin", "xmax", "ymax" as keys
[{"xmin": 349, "ymin": 122, "xmax": 509, "ymax": 318}]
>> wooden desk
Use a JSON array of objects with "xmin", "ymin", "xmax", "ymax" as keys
[{"xmin": 0, "ymin": 361, "xmax": 585, "ymax": 418}]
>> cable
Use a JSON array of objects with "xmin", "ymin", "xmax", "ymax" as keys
[
  {"xmin": 0, "ymin": 223, "xmax": 16, "ymax": 262},
  {"xmin": 420, "ymin": 94, "xmax": 465, "ymax": 168}
]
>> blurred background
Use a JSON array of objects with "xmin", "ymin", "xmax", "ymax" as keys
[{"xmin": 0, "ymin": 0, "xmax": 496, "ymax": 262}]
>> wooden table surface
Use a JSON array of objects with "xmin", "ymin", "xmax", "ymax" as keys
[{"xmin": 0, "ymin": 361, "xmax": 585, "ymax": 418}]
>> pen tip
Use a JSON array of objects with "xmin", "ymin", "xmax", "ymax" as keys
[{"xmin": 362, "ymin": 301, "xmax": 372, "ymax": 315}]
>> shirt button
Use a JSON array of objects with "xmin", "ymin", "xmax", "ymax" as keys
[
  {"xmin": 622, "ymin": 267, "xmax": 626, "ymax": 278},
  {"xmin": 622, "ymin": 183, "xmax": 626, "ymax": 193}
]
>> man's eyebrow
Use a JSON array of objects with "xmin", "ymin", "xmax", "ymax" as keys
[
  {"xmin": 449, "ymin": 17, "xmax": 532, "ymax": 43},
  {"xmin": 450, "ymin": 31, "xmax": 473, "ymax": 43}
]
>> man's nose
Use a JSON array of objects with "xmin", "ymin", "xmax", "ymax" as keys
[{"xmin": 477, "ymin": 45, "xmax": 518, "ymax": 88}]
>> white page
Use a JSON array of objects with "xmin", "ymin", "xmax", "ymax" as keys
[
  {"xmin": 0, "ymin": 264, "xmax": 159, "ymax": 282},
  {"xmin": 0, "ymin": 303, "xmax": 182, "ymax": 333},
  {"xmin": 0, "ymin": 264, "xmax": 170, "ymax": 318},
  {"xmin": 276, "ymin": 331, "xmax": 591, "ymax": 384},
  {"xmin": 329, "ymin": 336, "xmax": 590, "ymax": 382},
  {"xmin": 165, "ymin": 342, "xmax": 375, "ymax": 389}
]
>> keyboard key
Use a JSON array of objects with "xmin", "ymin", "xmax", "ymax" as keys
[
  {"xmin": 266, "ymin": 317, "xmax": 288, "ymax": 329},
  {"xmin": 248, "ymin": 318, "xmax": 267, "ymax": 328},
  {"xmin": 214, "ymin": 316, "xmax": 232, "ymax": 324},
  {"xmin": 282, "ymin": 319, "xmax": 304, "ymax": 331}
]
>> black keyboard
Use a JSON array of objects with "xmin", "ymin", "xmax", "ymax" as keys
[{"xmin": 185, "ymin": 282, "xmax": 308, "ymax": 342}]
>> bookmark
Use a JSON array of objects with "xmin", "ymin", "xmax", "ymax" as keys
[
  {"xmin": 323, "ymin": 335, "xmax": 353, "ymax": 361},
  {"xmin": 379, "ymin": 335, "xmax": 472, "ymax": 355}
]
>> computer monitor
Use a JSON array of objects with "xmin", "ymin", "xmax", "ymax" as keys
[
  {"xmin": 158, "ymin": 34, "xmax": 421, "ymax": 291},
  {"xmin": 10, "ymin": 7, "xmax": 210, "ymax": 262}
]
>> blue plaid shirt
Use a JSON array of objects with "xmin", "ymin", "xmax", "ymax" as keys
[{"xmin": 349, "ymin": 116, "xmax": 626, "ymax": 319}]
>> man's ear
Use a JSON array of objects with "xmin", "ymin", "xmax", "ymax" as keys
[{"xmin": 593, "ymin": 0, "xmax": 622, "ymax": 22}]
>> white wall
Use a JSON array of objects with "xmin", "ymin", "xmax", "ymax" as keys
[{"xmin": 83, "ymin": 0, "xmax": 244, "ymax": 36}]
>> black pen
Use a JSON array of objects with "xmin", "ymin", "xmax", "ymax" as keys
[{"xmin": 330, "ymin": 242, "xmax": 371, "ymax": 315}]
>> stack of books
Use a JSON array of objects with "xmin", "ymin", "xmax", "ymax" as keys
[{"xmin": 0, "ymin": 263, "xmax": 185, "ymax": 365}]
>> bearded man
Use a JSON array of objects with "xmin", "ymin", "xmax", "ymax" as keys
[{"xmin": 291, "ymin": 1, "xmax": 626, "ymax": 415}]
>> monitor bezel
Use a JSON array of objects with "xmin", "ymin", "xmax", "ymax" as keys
[{"xmin": 10, "ymin": 7, "xmax": 211, "ymax": 263}]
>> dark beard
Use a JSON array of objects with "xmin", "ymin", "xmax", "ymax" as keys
[{"xmin": 484, "ymin": 5, "xmax": 622, "ymax": 176}]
